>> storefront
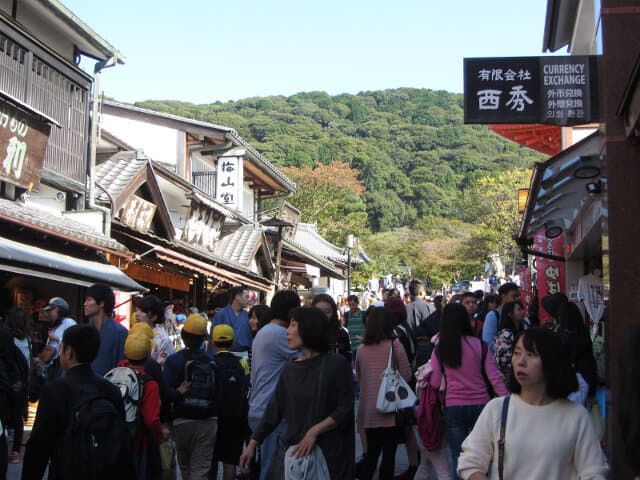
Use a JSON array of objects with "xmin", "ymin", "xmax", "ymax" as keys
[
  {"xmin": 0, "ymin": 197, "xmax": 145, "ymax": 350},
  {"xmin": 518, "ymin": 130, "xmax": 607, "ymax": 451}
]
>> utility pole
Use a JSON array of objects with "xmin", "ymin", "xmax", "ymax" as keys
[{"xmin": 346, "ymin": 234, "xmax": 354, "ymax": 297}]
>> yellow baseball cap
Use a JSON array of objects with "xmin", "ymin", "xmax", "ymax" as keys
[
  {"xmin": 212, "ymin": 324, "xmax": 234, "ymax": 343},
  {"xmin": 184, "ymin": 314, "xmax": 207, "ymax": 336},
  {"xmin": 124, "ymin": 333, "xmax": 153, "ymax": 361},
  {"xmin": 129, "ymin": 322, "xmax": 159, "ymax": 339}
]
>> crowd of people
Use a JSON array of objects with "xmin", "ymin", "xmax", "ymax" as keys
[{"xmin": 0, "ymin": 278, "xmax": 637, "ymax": 479}]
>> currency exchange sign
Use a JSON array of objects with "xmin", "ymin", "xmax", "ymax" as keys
[{"xmin": 464, "ymin": 56, "xmax": 599, "ymax": 126}]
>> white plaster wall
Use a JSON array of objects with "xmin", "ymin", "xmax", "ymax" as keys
[{"xmin": 102, "ymin": 114, "xmax": 180, "ymax": 166}]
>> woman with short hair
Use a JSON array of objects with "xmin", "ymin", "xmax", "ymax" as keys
[
  {"xmin": 458, "ymin": 327, "xmax": 608, "ymax": 480},
  {"xmin": 356, "ymin": 307, "xmax": 412, "ymax": 480},
  {"xmin": 240, "ymin": 306, "xmax": 354, "ymax": 478},
  {"xmin": 312, "ymin": 293, "xmax": 351, "ymax": 362}
]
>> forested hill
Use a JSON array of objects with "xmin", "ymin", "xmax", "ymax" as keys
[{"xmin": 136, "ymin": 88, "xmax": 542, "ymax": 234}]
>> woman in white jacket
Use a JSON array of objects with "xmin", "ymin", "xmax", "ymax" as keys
[{"xmin": 457, "ymin": 327, "xmax": 608, "ymax": 480}]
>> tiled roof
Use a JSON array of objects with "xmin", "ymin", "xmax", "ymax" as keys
[
  {"xmin": 95, "ymin": 151, "xmax": 148, "ymax": 205},
  {"xmin": 292, "ymin": 223, "xmax": 352, "ymax": 264},
  {"xmin": 214, "ymin": 224, "xmax": 263, "ymax": 266},
  {"xmin": 0, "ymin": 197, "xmax": 127, "ymax": 252}
]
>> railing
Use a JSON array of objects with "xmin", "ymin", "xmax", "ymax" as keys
[
  {"xmin": 192, "ymin": 170, "xmax": 216, "ymax": 197},
  {"xmin": 0, "ymin": 31, "xmax": 90, "ymax": 185}
]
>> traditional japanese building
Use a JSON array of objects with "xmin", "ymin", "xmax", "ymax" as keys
[
  {"xmin": 94, "ymin": 102, "xmax": 295, "ymax": 310},
  {"xmin": 0, "ymin": 0, "xmax": 143, "ymax": 337}
]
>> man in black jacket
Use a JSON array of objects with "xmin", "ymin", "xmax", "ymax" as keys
[{"xmin": 22, "ymin": 324, "xmax": 134, "ymax": 480}]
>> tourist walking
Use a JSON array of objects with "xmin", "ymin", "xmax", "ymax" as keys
[
  {"xmin": 240, "ymin": 306, "xmax": 354, "ymax": 479},
  {"xmin": 457, "ymin": 327, "xmax": 608, "ymax": 479},
  {"xmin": 428, "ymin": 304, "xmax": 507, "ymax": 480},
  {"xmin": 247, "ymin": 290, "xmax": 301, "ymax": 480},
  {"xmin": 356, "ymin": 306, "xmax": 411, "ymax": 480}
]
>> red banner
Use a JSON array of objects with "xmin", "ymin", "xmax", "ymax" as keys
[
  {"xmin": 534, "ymin": 232, "xmax": 566, "ymax": 328},
  {"xmin": 518, "ymin": 267, "xmax": 532, "ymax": 318}
]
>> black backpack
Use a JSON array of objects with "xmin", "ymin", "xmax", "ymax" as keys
[
  {"xmin": 58, "ymin": 382, "xmax": 132, "ymax": 479},
  {"xmin": 215, "ymin": 352, "xmax": 248, "ymax": 419},
  {"xmin": 179, "ymin": 351, "xmax": 217, "ymax": 419}
]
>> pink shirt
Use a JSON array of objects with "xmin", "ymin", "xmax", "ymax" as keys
[
  {"xmin": 429, "ymin": 336, "xmax": 507, "ymax": 406},
  {"xmin": 356, "ymin": 339, "xmax": 412, "ymax": 429}
]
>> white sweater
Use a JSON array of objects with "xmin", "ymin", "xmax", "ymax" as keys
[{"xmin": 458, "ymin": 394, "xmax": 608, "ymax": 480}]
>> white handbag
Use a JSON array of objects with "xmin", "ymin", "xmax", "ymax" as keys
[
  {"xmin": 376, "ymin": 340, "xmax": 417, "ymax": 414},
  {"xmin": 284, "ymin": 445, "xmax": 331, "ymax": 480}
]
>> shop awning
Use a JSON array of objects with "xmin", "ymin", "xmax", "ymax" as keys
[
  {"xmin": 130, "ymin": 238, "xmax": 272, "ymax": 292},
  {"xmin": 489, "ymin": 124, "xmax": 562, "ymax": 156},
  {"xmin": 0, "ymin": 236, "xmax": 146, "ymax": 292},
  {"xmin": 518, "ymin": 131, "xmax": 603, "ymax": 243}
]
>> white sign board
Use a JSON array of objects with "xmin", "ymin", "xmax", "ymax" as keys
[{"xmin": 216, "ymin": 155, "xmax": 243, "ymax": 212}]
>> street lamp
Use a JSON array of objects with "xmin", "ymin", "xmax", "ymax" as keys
[{"xmin": 346, "ymin": 234, "xmax": 354, "ymax": 297}]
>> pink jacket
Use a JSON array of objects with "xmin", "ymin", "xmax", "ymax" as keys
[
  {"xmin": 429, "ymin": 336, "xmax": 507, "ymax": 406},
  {"xmin": 356, "ymin": 339, "xmax": 412, "ymax": 429}
]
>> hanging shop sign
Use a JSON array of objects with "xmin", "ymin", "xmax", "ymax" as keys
[
  {"xmin": 464, "ymin": 56, "xmax": 599, "ymax": 126},
  {"xmin": 534, "ymin": 231, "xmax": 566, "ymax": 327},
  {"xmin": 0, "ymin": 98, "xmax": 52, "ymax": 190},
  {"xmin": 518, "ymin": 267, "xmax": 532, "ymax": 318},
  {"xmin": 182, "ymin": 202, "xmax": 225, "ymax": 251},
  {"xmin": 121, "ymin": 194, "xmax": 156, "ymax": 234},
  {"xmin": 216, "ymin": 154, "xmax": 243, "ymax": 211}
]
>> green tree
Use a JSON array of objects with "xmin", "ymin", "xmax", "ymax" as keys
[{"xmin": 279, "ymin": 162, "xmax": 369, "ymax": 244}]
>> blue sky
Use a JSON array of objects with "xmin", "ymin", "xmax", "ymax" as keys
[{"xmin": 64, "ymin": 0, "xmax": 563, "ymax": 104}]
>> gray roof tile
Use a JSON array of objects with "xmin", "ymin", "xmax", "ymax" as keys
[
  {"xmin": 0, "ymin": 197, "xmax": 127, "ymax": 252},
  {"xmin": 214, "ymin": 224, "xmax": 263, "ymax": 266},
  {"xmin": 95, "ymin": 151, "xmax": 148, "ymax": 205}
]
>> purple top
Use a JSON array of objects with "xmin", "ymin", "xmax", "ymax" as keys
[{"xmin": 429, "ymin": 336, "xmax": 508, "ymax": 406}]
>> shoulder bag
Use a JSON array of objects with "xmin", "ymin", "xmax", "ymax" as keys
[
  {"xmin": 498, "ymin": 395, "xmax": 510, "ymax": 480},
  {"xmin": 376, "ymin": 340, "xmax": 417, "ymax": 414}
]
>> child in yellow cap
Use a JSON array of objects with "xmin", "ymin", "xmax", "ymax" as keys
[
  {"xmin": 129, "ymin": 322, "xmax": 159, "ymax": 340},
  {"xmin": 209, "ymin": 324, "xmax": 250, "ymax": 480},
  {"xmin": 118, "ymin": 333, "xmax": 166, "ymax": 478},
  {"xmin": 163, "ymin": 314, "xmax": 218, "ymax": 478},
  {"xmin": 129, "ymin": 315, "xmax": 188, "ymax": 480}
]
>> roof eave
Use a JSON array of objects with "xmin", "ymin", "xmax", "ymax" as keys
[
  {"xmin": 45, "ymin": 0, "xmax": 125, "ymax": 63},
  {"xmin": 542, "ymin": 0, "xmax": 580, "ymax": 52},
  {"xmin": 227, "ymin": 132, "xmax": 297, "ymax": 193}
]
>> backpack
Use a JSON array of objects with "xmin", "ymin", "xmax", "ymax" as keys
[
  {"xmin": 58, "ymin": 382, "xmax": 132, "ymax": 479},
  {"xmin": 179, "ymin": 351, "xmax": 217, "ymax": 419},
  {"xmin": 104, "ymin": 364, "xmax": 146, "ymax": 437},
  {"xmin": 215, "ymin": 352, "xmax": 248, "ymax": 418}
]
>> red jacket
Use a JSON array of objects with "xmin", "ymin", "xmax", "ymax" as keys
[{"xmin": 118, "ymin": 360, "xmax": 164, "ymax": 448}]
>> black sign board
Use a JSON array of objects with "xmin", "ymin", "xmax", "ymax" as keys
[
  {"xmin": 0, "ymin": 98, "xmax": 51, "ymax": 190},
  {"xmin": 464, "ymin": 56, "xmax": 599, "ymax": 126}
]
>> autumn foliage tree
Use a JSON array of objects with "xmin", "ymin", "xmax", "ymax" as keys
[{"xmin": 279, "ymin": 162, "xmax": 369, "ymax": 244}]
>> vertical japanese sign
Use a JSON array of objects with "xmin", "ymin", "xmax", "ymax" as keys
[
  {"xmin": 518, "ymin": 267, "xmax": 532, "ymax": 318},
  {"xmin": 0, "ymin": 99, "xmax": 51, "ymax": 190},
  {"xmin": 464, "ymin": 56, "xmax": 599, "ymax": 126},
  {"xmin": 534, "ymin": 231, "xmax": 566, "ymax": 327},
  {"xmin": 216, "ymin": 154, "xmax": 243, "ymax": 212}
]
